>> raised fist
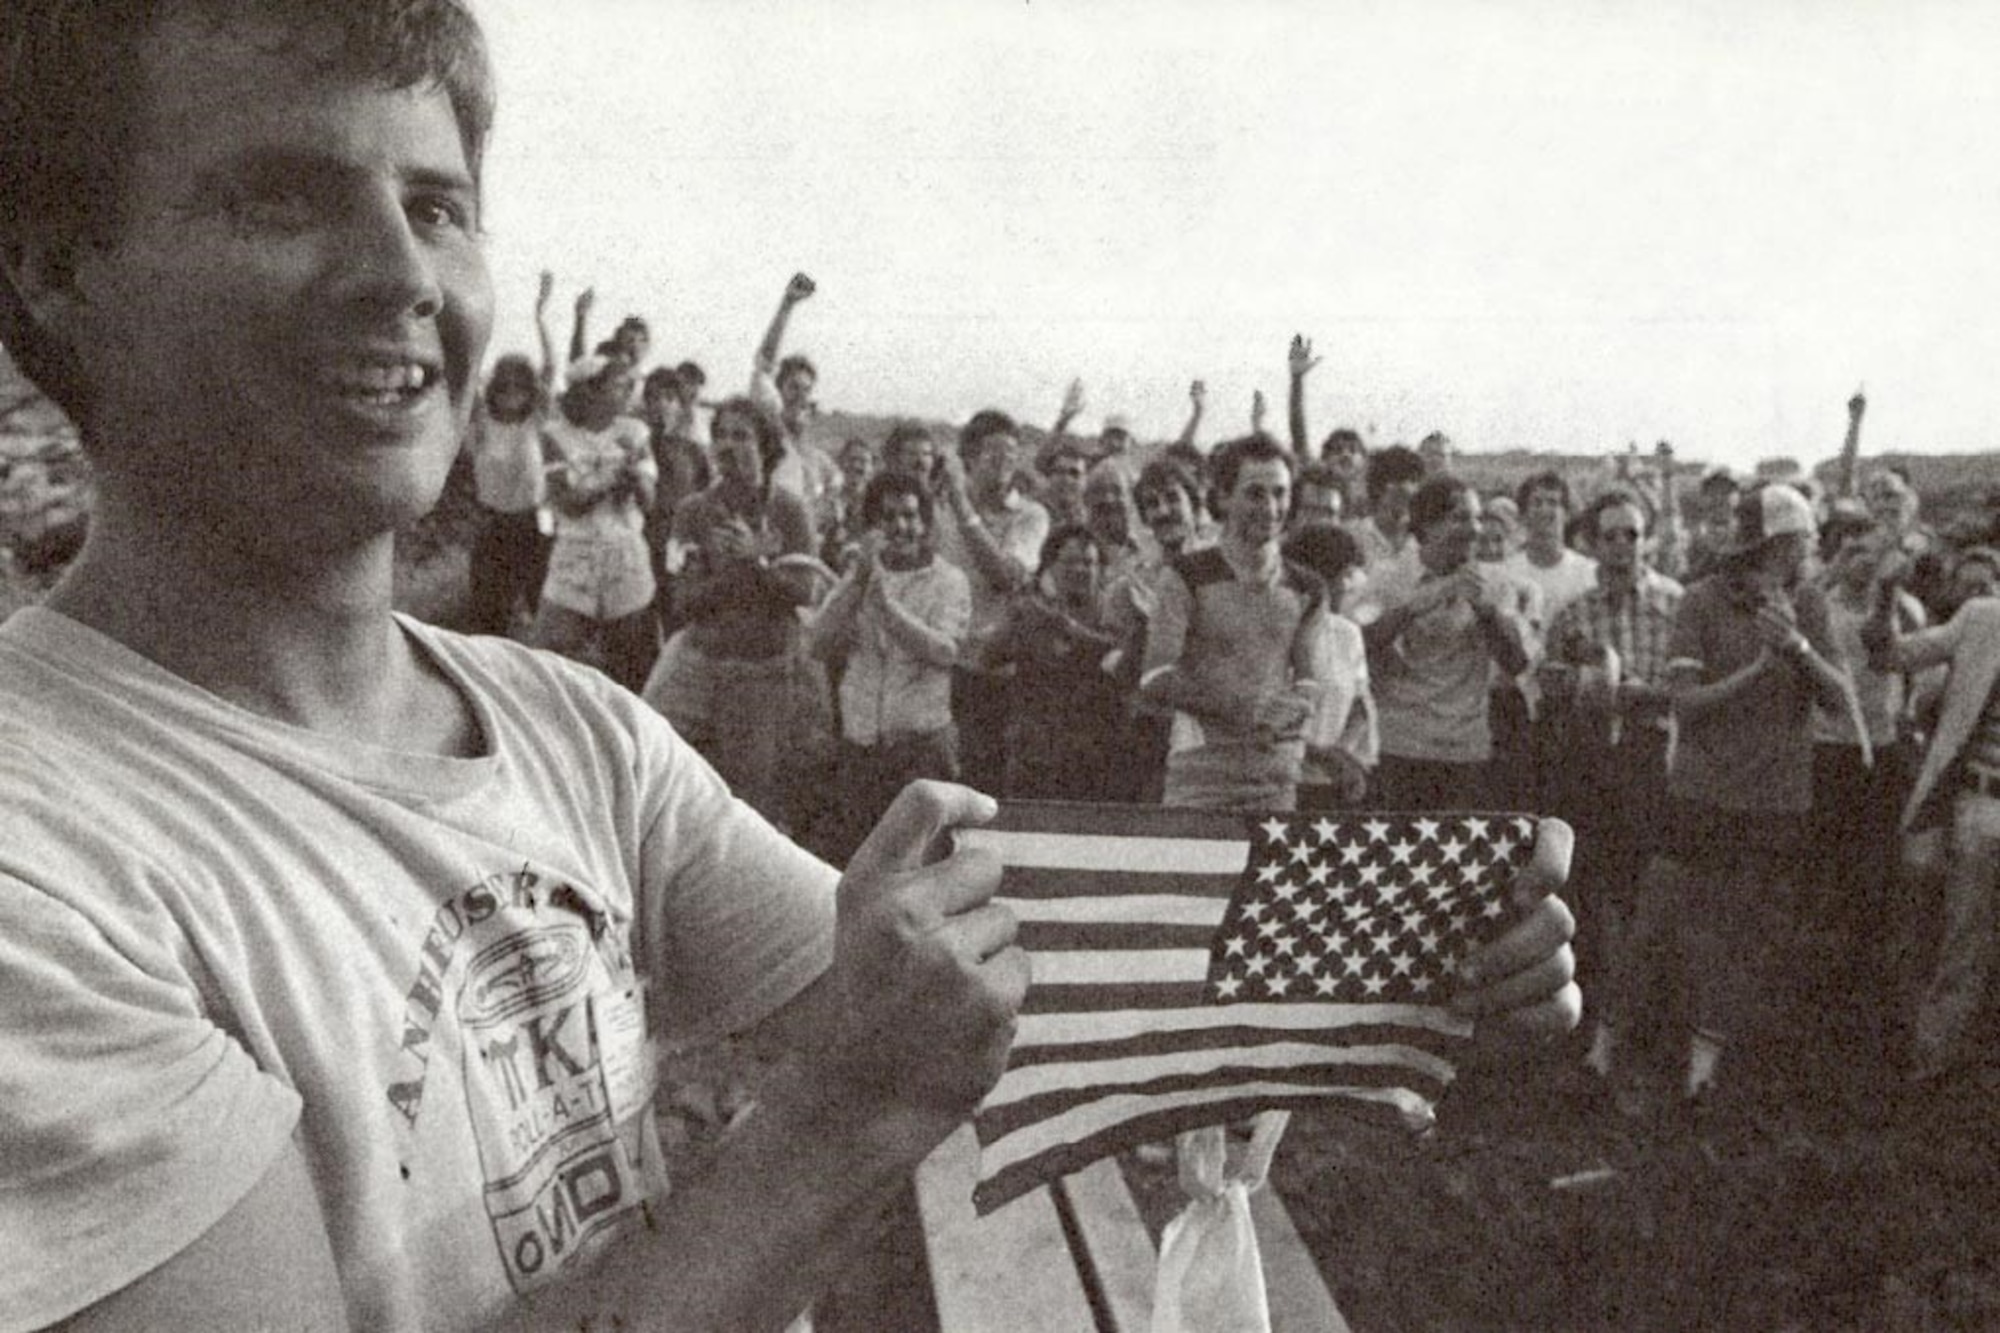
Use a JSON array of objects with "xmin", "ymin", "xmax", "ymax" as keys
[{"xmin": 786, "ymin": 272, "xmax": 818, "ymax": 303}]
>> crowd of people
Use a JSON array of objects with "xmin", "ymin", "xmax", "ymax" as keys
[
  {"xmin": 0, "ymin": 3, "xmax": 1581, "ymax": 1329},
  {"xmin": 467, "ymin": 269, "xmax": 2000, "ymax": 1122}
]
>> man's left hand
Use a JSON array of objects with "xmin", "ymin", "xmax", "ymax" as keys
[{"xmin": 1449, "ymin": 818, "xmax": 1580, "ymax": 1039}]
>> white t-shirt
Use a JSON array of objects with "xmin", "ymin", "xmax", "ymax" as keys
[
  {"xmin": 0, "ymin": 609, "xmax": 836, "ymax": 1332},
  {"xmin": 543, "ymin": 415, "xmax": 655, "ymax": 542},
  {"xmin": 1501, "ymin": 546, "xmax": 1598, "ymax": 631}
]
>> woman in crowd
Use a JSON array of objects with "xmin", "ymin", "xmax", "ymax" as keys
[
  {"xmin": 984, "ymin": 524, "xmax": 1128, "ymax": 799},
  {"xmin": 644, "ymin": 396, "xmax": 826, "ymax": 826},
  {"xmin": 529, "ymin": 354, "xmax": 658, "ymax": 690}
]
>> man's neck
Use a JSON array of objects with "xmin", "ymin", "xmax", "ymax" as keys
[
  {"xmin": 42, "ymin": 494, "xmax": 469, "ymax": 752},
  {"xmin": 1218, "ymin": 531, "xmax": 1279, "ymax": 582},
  {"xmin": 1524, "ymin": 533, "xmax": 1566, "ymax": 567}
]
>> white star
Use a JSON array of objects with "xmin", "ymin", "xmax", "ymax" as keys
[
  {"xmin": 1436, "ymin": 835, "xmax": 1466, "ymax": 862},
  {"xmin": 1357, "ymin": 864, "xmax": 1383, "ymax": 888},
  {"xmin": 1315, "ymin": 974, "xmax": 1340, "ymax": 996},
  {"xmin": 1363, "ymin": 974, "xmax": 1388, "ymax": 995},
  {"xmin": 1271, "ymin": 932, "xmax": 1296, "ymax": 957},
  {"xmin": 1258, "ymin": 916, "xmax": 1285, "ymax": 939},
  {"xmin": 1490, "ymin": 837, "xmax": 1516, "ymax": 863},
  {"xmin": 1274, "ymin": 878, "xmax": 1301, "ymax": 902},
  {"xmin": 1481, "ymin": 898, "xmax": 1505, "ymax": 919},
  {"xmin": 1391, "ymin": 951, "xmax": 1417, "ymax": 977},
  {"xmin": 1289, "ymin": 840, "xmax": 1315, "ymax": 867},
  {"xmin": 1305, "ymin": 862, "xmax": 1330, "ymax": 888},
  {"xmin": 1463, "ymin": 818, "xmax": 1489, "ymax": 843},
  {"xmin": 1408, "ymin": 864, "xmax": 1433, "ymax": 889},
  {"xmin": 1338, "ymin": 840, "xmax": 1367, "ymax": 865},
  {"xmin": 1257, "ymin": 862, "xmax": 1282, "ymax": 885},
  {"xmin": 1216, "ymin": 975, "xmax": 1243, "ymax": 999},
  {"xmin": 1342, "ymin": 951, "xmax": 1368, "ymax": 977},
  {"xmin": 1313, "ymin": 817, "xmax": 1342, "ymax": 845},
  {"xmin": 1419, "ymin": 930, "xmax": 1440, "ymax": 953},
  {"xmin": 1411, "ymin": 974, "xmax": 1434, "ymax": 995},
  {"xmin": 1246, "ymin": 955, "xmax": 1269, "ymax": 977},
  {"xmin": 1364, "ymin": 819, "xmax": 1392, "ymax": 844},
  {"xmin": 1388, "ymin": 839, "xmax": 1417, "ymax": 865},
  {"xmin": 1414, "ymin": 818, "xmax": 1441, "ymax": 842},
  {"xmin": 1260, "ymin": 816, "xmax": 1290, "ymax": 844},
  {"xmin": 1242, "ymin": 901, "xmax": 1267, "ymax": 924},
  {"xmin": 1225, "ymin": 935, "xmax": 1249, "ymax": 957}
]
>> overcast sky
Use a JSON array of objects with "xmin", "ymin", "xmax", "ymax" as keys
[{"xmin": 473, "ymin": 0, "xmax": 2000, "ymax": 471}]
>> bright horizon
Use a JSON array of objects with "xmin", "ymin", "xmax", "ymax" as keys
[{"xmin": 474, "ymin": 0, "xmax": 2000, "ymax": 474}]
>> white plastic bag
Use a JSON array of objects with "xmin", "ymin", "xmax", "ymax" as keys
[{"xmin": 1150, "ymin": 1111, "xmax": 1290, "ymax": 1333}]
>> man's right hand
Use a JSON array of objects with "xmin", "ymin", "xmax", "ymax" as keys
[
  {"xmin": 1288, "ymin": 333, "xmax": 1321, "ymax": 380},
  {"xmin": 824, "ymin": 783, "xmax": 1029, "ymax": 1124},
  {"xmin": 785, "ymin": 271, "xmax": 817, "ymax": 304}
]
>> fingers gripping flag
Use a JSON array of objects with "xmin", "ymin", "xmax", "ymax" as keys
[{"xmin": 961, "ymin": 802, "xmax": 1537, "ymax": 1215}]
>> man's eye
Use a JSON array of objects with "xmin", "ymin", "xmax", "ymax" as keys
[{"xmin": 409, "ymin": 194, "xmax": 474, "ymax": 232}]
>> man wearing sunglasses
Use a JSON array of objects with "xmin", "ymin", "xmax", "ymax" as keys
[{"xmin": 1540, "ymin": 491, "xmax": 1685, "ymax": 1102}]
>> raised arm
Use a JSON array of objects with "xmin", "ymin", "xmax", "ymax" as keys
[
  {"xmin": 1835, "ymin": 388, "xmax": 1866, "ymax": 501},
  {"xmin": 1287, "ymin": 334, "xmax": 1320, "ymax": 458},
  {"xmin": 567, "ymin": 285, "xmax": 594, "ymax": 366},
  {"xmin": 532, "ymin": 270, "xmax": 557, "ymax": 397},
  {"xmin": 1174, "ymin": 379, "xmax": 1206, "ymax": 455},
  {"xmin": 755, "ymin": 272, "xmax": 816, "ymax": 376}
]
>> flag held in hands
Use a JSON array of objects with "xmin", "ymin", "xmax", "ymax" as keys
[{"xmin": 959, "ymin": 802, "xmax": 1538, "ymax": 1215}]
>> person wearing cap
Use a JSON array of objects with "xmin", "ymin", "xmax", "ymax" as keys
[
  {"xmin": 1635, "ymin": 481, "xmax": 1852, "ymax": 1107},
  {"xmin": 1864, "ymin": 542, "xmax": 2000, "ymax": 1084}
]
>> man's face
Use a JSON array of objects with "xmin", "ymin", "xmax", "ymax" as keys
[
  {"xmin": 712, "ymin": 410, "xmax": 763, "ymax": 490},
  {"xmin": 1048, "ymin": 535, "xmax": 1101, "ymax": 603},
  {"xmin": 1418, "ymin": 489, "xmax": 1480, "ymax": 574},
  {"xmin": 1137, "ymin": 484, "xmax": 1195, "ymax": 552},
  {"xmin": 839, "ymin": 443, "xmax": 875, "ymax": 492},
  {"xmin": 1099, "ymin": 428, "xmax": 1133, "ymax": 457},
  {"xmin": 615, "ymin": 324, "xmax": 649, "ymax": 366},
  {"xmin": 1523, "ymin": 483, "xmax": 1567, "ymax": 540},
  {"xmin": 1474, "ymin": 515, "xmax": 1512, "ymax": 563},
  {"xmin": 1044, "ymin": 455, "xmax": 1087, "ymax": 512},
  {"xmin": 1375, "ymin": 478, "xmax": 1417, "ymax": 529},
  {"xmin": 969, "ymin": 431, "xmax": 1022, "ymax": 496},
  {"xmin": 1595, "ymin": 502, "xmax": 1646, "ymax": 579},
  {"xmin": 1863, "ymin": 473, "xmax": 1916, "ymax": 531},
  {"xmin": 1292, "ymin": 482, "xmax": 1341, "ymax": 533},
  {"xmin": 778, "ymin": 367, "xmax": 815, "ymax": 417},
  {"xmin": 1222, "ymin": 458, "xmax": 1291, "ymax": 549},
  {"xmin": 875, "ymin": 491, "xmax": 928, "ymax": 562},
  {"xmin": 884, "ymin": 433, "xmax": 937, "ymax": 483},
  {"xmin": 60, "ymin": 13, "xmax": 492, "ymax": 551},
  {"xmin": 1084, "ymin": 477, "xmax": 1130, "ymax": 547}
]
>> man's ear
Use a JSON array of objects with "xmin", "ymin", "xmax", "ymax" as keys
[{"xmin": 0, "ymin": 237, "xmax": 94, "ymax": 425}]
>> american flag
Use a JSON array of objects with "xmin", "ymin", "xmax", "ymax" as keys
[{"xmin": 962, "ymin": 802, "xmax": 1537, "ymax": 1214}]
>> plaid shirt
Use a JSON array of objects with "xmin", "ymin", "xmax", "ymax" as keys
[{"xmin": 1548, "ymin": 568, "xmax": 1684, "ymax": 688}]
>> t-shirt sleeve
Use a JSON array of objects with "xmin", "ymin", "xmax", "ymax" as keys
[
  {"xmin": 1140, "ymin": 566, "xmax": 1196, "ymax": 685},
  {"xmin": 0, "ymin": 874, "xmax": 301, "ymax": 1328},
  {"xmin": 625, "ymin": 702, "xmax": 837, "ymax": 1045}
]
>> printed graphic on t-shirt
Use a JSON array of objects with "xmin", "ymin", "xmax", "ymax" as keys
[{"xmin": 385, "ymin": 865, "xmax": 659, "ymax": 1293}]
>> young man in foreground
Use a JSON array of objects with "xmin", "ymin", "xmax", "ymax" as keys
[{"xmin": 0, "ymin": 3, "xmax": 1579, "ymax": 1328}]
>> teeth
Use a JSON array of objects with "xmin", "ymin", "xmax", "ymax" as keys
[{"xmin": 322, "ymin": 363, "xmax": 434, "ymax": 394}]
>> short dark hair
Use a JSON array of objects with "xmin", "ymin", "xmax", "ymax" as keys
[
  {"xmin": 0, "ymin": 0, "xmax": 496, "ymax": 427},
  {"xmin": 1514, "ymin": 469, "xmax": 1573, "ymax": 514},
  {"xmin": 616, "ymin": 314, "xmax": 649, "ymax": 339},
  {"xmin": 1364, "ymin": 445, "xmax": 1425, "ymax": 506},
  {"xmin": 1408, "ymin": 475, "xmax": 1474, "ymax": 538},
  {"xmin": 1206, "ymin": 433, "xmax": 1294, "ymax": 520},
  {"xmin": 884, "ymin": 418, "xmax": 935, "ymax": 460},
  {"xmin": 675, "ymin": 359, "xmax": 706, "ymax": 387},
  {"xmin": 1282, "ymin": 523, "xmax": 1364, "ymax": 588},
  {"xmin": 1041, "ymin": 440, "xmax": 1091, "ymax": 474},
  {"xmin": 1818, "ymin": 509, "xmax": 1876, "ymax": 563},
  {"xmin": 775, "ymin": 354, "xmax": 817, "ymax": 388},
  {"xmin": 1135, "ymin": 456, "xmax": 1202, "ymax": 510},
  {"xmin": 959, "ymin": 409, "xmax": 1020, "ymax": 462},
  {"xmin": 1582, "ymin": 488, "xmax": 1654, "ymax": 542},
  {"xmin": 860, "ymin": 469, "xmax": 932, "ymax": 530},
  {"xmin": 1322, "ymin": 427, "xmax": 1366, "ymax": 458},
  {"xmin": 1036, "ymin": 522, "xmax": 1103, "ymax": 578},
  {"xmin": 641, "ymin": 366, "xmax": 680, "ymax": 401}
]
